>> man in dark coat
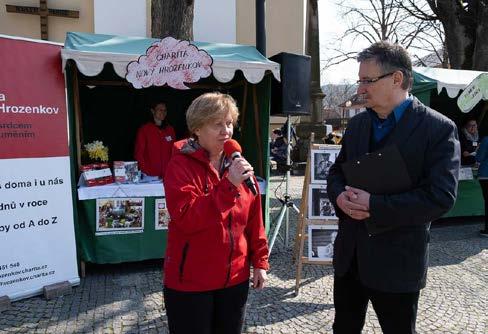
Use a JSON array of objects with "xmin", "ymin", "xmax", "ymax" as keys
[{"xmin": 327, "ymin": 41, "xmax": 460, "ymax": 334}]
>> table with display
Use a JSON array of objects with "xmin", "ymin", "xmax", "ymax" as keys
[
  {"xmin": 76, "ymin": 181, "xmax": 168, "ymax": 275},
  {"xmin": 76, "ymin": 178, "xmax": 268, "ymax": 275},
  {"xmin": 443, "ymin": 167, "xmax": 484, "ymax": 218}
]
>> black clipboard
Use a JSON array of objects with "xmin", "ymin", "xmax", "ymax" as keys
[
  {"xmin": 341, "ymin": 145, "xmax": 412, "ymax": 195},
  {"xmin": 341, "ymin": 145, "xmax": 412, "ymax": 234}
]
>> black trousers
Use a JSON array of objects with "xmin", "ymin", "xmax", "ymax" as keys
[
  {"xmin": 163, "ymin": 280, "xmax": 249, "ymax": 334},
  {"xmin": 480, "ymin": 179, "xmax": 488, "ymax": 229},
  {"xmin": 333, "ymin": 257, "xmax": 420, "ymax": 334}
]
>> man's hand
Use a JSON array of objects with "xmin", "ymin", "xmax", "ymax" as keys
[
  {"xmin": 336, "ymin": 186, "xmax": 370, "ymax": 220},
  {"xmin": 345, "ymin": 186, "xmax": 371, "ymax": 209}
]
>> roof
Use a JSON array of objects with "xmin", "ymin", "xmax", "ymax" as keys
[
  {"xmin": 338, "ymin": 93, "xmax": 364, "ymax": 109},
  {"xmin": 61, "ymin": 32, "xmax": 280, "ymax": 84},
  {"xmin": 413, "ymin": 67, "xmax": 487, "ymax": 98},
  {"xmin": 412, "ymin": 49, "xmax": 445, "ymax": 68},
  {"xmin": 323, "ymin": 108, "xmax": 342, "ymax": 119}
]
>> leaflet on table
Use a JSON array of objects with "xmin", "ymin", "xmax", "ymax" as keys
[
  {"xmin": 81, "ymin": 164, "xmax": 113, "ymax": 187},
  {"xmin": 113, "ymin": 161, "xmax": 140, "ymax": 184},
  {"xmin": 459, "ymin": 167, "xmax": 474, "ymax": 181}
]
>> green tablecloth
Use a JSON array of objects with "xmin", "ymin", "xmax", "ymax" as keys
[
  {"xmin": 443, "ymin": 179, "xmax": 484, "ymax": 218},
  {"xmin": 77, "ymin": 197, "xmax": 167, "ymax": 264}
]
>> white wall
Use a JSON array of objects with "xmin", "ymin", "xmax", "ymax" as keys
[
  {"xmin": 236, "ymin": 0, "xmax": 306, "ymax": 56},
  {"xmin": 94, "ymin": 0, "xmax": 147, "ymax": 37},
  {"xmin": 194, "ymin": 0, "xmax": 236, "ymax": 43},
  {"xmin": 0, "ymin": 0, "xmax": 94, "ymax": 43}
]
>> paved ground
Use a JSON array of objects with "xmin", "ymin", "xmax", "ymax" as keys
[{"xmin": 1, "ymin": 174, "xmax": 487, "ymax": 333}]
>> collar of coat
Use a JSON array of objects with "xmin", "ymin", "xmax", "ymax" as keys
[{"xmin": 179, "ymin": 138, "xmax": 231, "ymax": 169}]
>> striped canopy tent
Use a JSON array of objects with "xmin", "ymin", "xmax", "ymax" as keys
[
  {"xmin": 412, "ymin": 67, "xmax": 486, "ymax": 105},
  {"xmin": 412, "ymin": 66, "xmax": 488, "ymax": 130},
  {"xmin": 61, "ymin": 32, "xmax": 280, "ymax": 85},
  {"xmin": 61, "ymin": 32, "xmax": 280, "ymax": 264}
]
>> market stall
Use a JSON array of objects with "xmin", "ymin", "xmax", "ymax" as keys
[
  {"xmin": 412, "ymin": 67, "xmax": 486, "ymax": 218},
  {"xmin": 61, "ymin": 32, "xmax": 280, "ymax": 267}
]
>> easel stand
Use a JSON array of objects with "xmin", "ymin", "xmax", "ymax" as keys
[
  {"xmin": 268, "ymin": 115, "xmax": 299, "ymax": 256},
  {"xmin": 293, "ymin": 140, "xmax": 339, "ymax": 296},
  {"xmin": 268, "ymin": 194, "xmax": 300, "ymax": 255}
]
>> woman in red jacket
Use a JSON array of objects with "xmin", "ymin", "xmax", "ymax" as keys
[
  {"xmin": 134, "ymin": 101, "xmax": 175, "ymax": 179},
  {"xmin": 163, "ymin": 92, "xmax": 269, "ymax": 334}
]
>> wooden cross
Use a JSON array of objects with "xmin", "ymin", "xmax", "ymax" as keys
[{"xmin": 6, "ymin": 0, "xmax": 79, "ymax": 40}]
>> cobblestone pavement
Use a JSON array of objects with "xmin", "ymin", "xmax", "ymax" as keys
[{"xmin": 1, "ymin": 175, "xmax": 487, "ymax": 333}]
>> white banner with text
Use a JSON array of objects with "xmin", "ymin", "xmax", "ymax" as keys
[{"xmin": 0, "ymin": 157, "xmax": 79, "ymax": 300}]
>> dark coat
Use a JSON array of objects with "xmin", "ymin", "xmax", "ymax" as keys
[{"xmin": 327, "ymin": 97, "xmax": 460, "ymax": 293}]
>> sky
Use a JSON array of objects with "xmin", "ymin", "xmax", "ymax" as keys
[
  {"xmin": 317, "ymin": 1, "xmax": 431, "ymax": 85},
  {"xmin": 318, "ymin": 1, "xmax": 363, "ymax": 85}
]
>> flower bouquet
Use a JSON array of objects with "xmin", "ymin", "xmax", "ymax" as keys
[
  {"xmin": 80, "ymin": 141, "xmax": 113, "ymax": 187},
  {"xmin": 82, "ymin": 140, "xmax": 109, "ymax": 163}
]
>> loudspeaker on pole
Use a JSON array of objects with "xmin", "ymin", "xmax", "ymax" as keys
[{"xmin": 270, "ymin": 52, "xmax": 311, "ymax": 116}]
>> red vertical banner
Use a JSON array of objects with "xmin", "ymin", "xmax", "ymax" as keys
[
  {"xmin": 0, "ymin": 37, "xmax": 68, "ymax": 159},
  {"xmin": 0, "ymin": 36, "xmax": 79, "ymax": 301}
]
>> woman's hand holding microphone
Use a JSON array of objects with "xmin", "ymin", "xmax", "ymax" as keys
[{"xmin": 227, "ymin": 157, "xmax": 254, "ymax": 188}]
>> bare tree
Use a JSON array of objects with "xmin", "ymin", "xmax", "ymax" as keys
[
  {"xmin": 400, "ymin": 0, "xmax": 488, "ymax": 71},
  {"xmin": 322, "ymin": 82, "xmax": 357, "ymax": 109},
  {"xmin": 323, "ymin": 0, "xmax": 443, "ymax": 69},
  {"xmin": 151, "ymin": 0, "xmax": 194, "ymax": 40}
]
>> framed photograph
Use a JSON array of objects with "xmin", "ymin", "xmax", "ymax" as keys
[
  {"xmin": 96, "ymin": 198, "xmax": 144, "ymax": 235},
  {"xmin": 155, "ymin": 198, "xmax": 171, "ymax": 230},
  {"xmin": 310, "ymin": 147, "xmax": 340, "ymax": 183},
  {"xmin": 308, "ymin": 224, "xmax": 338, "ymax": 261},
  {"xmin": 308, "ymin": 184, "xmax": 336, "ymax": 219}
]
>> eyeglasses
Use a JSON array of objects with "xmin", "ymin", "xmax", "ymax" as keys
[{"xmin": 356, "ymin": 71, "xmax": 396, "ymax": 85}]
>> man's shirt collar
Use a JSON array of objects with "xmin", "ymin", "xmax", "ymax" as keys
[{"xmin": 367, "ymin": 96, "xmax": 412, "ymax": 143}]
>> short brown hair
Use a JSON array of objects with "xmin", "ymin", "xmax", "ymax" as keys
[
  {"xmin": 357, "ymin": 41, "xmax": 412, "ymax": 90},
  {"xmin": 186, "ymin": 92, "xmax": 239, "ymax": 135}
]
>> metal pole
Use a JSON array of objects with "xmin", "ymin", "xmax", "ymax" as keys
[
  {"xmin": 256, "ymin": 0, "xmax": 266, "ymax": 55},
  {"xmin": 285, "ymin": 115, "xmax": 291, "ymax": 246}
]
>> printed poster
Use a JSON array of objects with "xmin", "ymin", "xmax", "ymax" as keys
[
  {"xmin": 0, "ymin": 36, "xmax": 79, "ymax": 301},
  {"xmin": 96, "ymin": 198, "xmax": 144, "ymax": 235},
  {"xmin": 155, "ymin": 198, "xmax": 170, "ymax": 230}
]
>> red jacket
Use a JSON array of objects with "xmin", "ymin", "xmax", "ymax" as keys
[
  {"xmin": 134, "ymin": 123, "xmax": 175, "ymax": 179},
  {"xmin": 163, "ymin": 139, "xmax": 269, "ymax": 291}
]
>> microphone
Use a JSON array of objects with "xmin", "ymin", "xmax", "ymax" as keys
[{"xmin": 223, "ymin": 139, "xmax": 258, "ymax": 196}]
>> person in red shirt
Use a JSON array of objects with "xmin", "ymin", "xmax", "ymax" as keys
[
  {"xmin": 134, "ymin": 101, "xmax": 175, "ymax": 179},
  {"xmin": 163, "ymin": 92, "xmax": 269, "ymax": 334}
]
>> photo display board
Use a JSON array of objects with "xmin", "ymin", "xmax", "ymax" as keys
[
  {"xmin": 308, "ymin": 146, "xmax": 340, "ymax": 219},
  {"xmin": 308, "ymin": 224, "xmax": 338, "ymax": 261},
  {"xmin": 294, "ymin": 143, "xmax": 341, "ymax": 295}
]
